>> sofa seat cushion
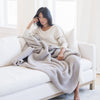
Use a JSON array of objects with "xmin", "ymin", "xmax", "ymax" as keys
[
  {"xmin": 0, "ymin": 66, "xmax": 50, "ymax": 96},
  {"xmin": 80, "ymin": 58, "xmax": 92, "ymax": 71}
]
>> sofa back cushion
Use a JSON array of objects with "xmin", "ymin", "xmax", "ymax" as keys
[
  {"xmin": 64, "ymin": 29, "xmax": 79, "ymax": 52},
  {"xmin": 0, "ymin": 36, "xmax": 22, "ymax": 66}
]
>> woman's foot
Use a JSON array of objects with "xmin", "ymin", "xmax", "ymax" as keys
[
  {"xmin": 74, "ymin": 90, "xmax": 80, "ymax": 100},
  {"xmin": 74, "ymin": 82, "xmax": 80, "ymax": 100}
]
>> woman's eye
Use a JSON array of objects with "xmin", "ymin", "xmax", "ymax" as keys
[{"xmin": 39, "ymin": 17, "xmax": 44, "ymax": 19}]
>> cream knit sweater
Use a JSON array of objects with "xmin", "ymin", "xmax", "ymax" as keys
[{"xmin": 24, "ymin": 25, "xmax": 68, "ymax": 49}]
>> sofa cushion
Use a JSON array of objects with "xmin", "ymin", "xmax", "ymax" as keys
[
  {"xmin": 0, "ymin": 66, "xmax": 50, "ymax": 96},
  {"xmin": 64, "ymin": 29, "xmax": 79, "ymax": 52},
  {"xmin": 80, "ymin": 58, "xmax": 92, "ymax": 71},
  {"xmin": 79, "ymin": 69, "xmax": 94, "ymax": 84},
  {"xmin": 0, "ymin": 36, "xmax": 21, "ymax": 66}
]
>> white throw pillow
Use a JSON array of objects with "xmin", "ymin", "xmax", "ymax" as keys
[
  {"xmin": 0, "ymin": 36, "xmax": 21, "ymax": 66},
  {"xmin": 64, "ymin": 29, "xmax": 79, "ymax": 52}
]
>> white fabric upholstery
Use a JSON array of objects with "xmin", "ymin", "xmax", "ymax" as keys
[
  {"xmin": 0, "ymin": 66, "xmax": 50, "ymax": 96},
  {"xmin": 0, "ymin": 82, "xmax": 60, "ymax": 100},
  {"xmin": 0, "ymin": 70, "xmax": 94, "ymax": 100},
  {"xmin": 0, "ymin": 37, "xmax": 21, "ymax": 66},
  {"xmin": 80, "ymin": 69, "xmax": 94, "ymax": 85},
  {"xmin": 80, "ymin": 58, "xmax": 92, "ymax": 71},
  {"xmin": 79, "ymin": 42, "xmax": 96, "ymax": 78},
  {"xmin": 79, "ymin": 42, "xmax": 96, "ymax": 64},
  {"xmin": 64, "ymin": 29, "xmax": 79, "ymax": 52}
]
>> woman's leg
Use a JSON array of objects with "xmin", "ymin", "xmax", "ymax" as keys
[{"xmin": 74, "ymin": 82, "xmax": 80, "ymax": 100}]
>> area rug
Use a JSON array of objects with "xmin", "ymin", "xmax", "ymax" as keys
[{"xmin": 50, "ymin": 86, "xmax": 100, "ymax": 100}]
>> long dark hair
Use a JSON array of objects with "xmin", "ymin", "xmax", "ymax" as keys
[{"xmin": 34, "ymin": 7, "xmax": 53, "ymax": 27}]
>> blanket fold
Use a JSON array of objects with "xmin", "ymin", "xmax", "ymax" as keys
[{"xmin": 13, "ymin": 34, "xmax": 80, "ymax": 93}]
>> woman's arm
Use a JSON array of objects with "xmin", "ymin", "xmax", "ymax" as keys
[
  {"xmin": 23, "ymin": 18, "xmax": 39, "ymax": 36},
  {"xmin": 57, "ymin": 47, "xmax": 65, "ymax": 60},
  {"xmin": 27, "ymin": 17, "xmax": 39, "ymax": 29}
]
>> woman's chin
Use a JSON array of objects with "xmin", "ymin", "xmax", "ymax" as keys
[{"xmin": 41, "ymin": 23, "xmax": 45, "ymax": 25}]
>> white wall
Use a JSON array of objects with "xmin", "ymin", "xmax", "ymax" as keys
[
  {"xmin": 17, "ymin": 0, "xmax": 35, "ymax": 34},
  {"xmin": 0, "ymin": 0, "xmax": 5, "ymax": 26},
  {"xmin": 77, "ymin": 0, "xmax": 100, "ymax": 72},
  {"xmin": 77, "ymin": 0, "xmax": 92, "ymax": 42},
  {"xmin": 90, "ymin": 0, "xmax": 100, "ymax": 72}
]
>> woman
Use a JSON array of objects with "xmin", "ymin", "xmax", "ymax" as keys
[{"xmin": 25, "ymin": 7, "xmax": 80, "ymax": 100}]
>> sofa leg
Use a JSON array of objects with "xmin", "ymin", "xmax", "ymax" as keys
[{"xmin": 90, "ymin": 81, "xmax": 95, "ymax": 90}]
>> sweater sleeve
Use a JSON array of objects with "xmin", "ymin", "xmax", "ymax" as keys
[
  {"xmin": 23, "ymin": 28, "xmax": 38, "ymax": 37},
  {"xmin": 23, "ymin": 24, "xmax": 38, "ymax": 37},
  {"xmin": 55, "ymin": 26, "xmax": 68, "ymax": 49}
]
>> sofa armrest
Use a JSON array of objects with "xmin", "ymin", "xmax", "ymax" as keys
[{"xmin": 78, "ymin": 42, "xmax": 96, "ymax": 71}]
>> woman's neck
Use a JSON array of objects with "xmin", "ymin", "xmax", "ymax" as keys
[
  {"xmin": 41, "ymin": 24, "xmax": 52, "ymax": 31},
  {"xmin": 43, "ymin": 24, "xmax": 50, "ymax": 28}
]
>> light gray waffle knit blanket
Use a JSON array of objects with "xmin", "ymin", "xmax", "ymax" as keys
[{"xmin": 13, "ymin": 34, "xmax": 80, "ymax": 94}]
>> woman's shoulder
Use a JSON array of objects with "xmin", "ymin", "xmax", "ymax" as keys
[
  {"xmin": 53, "ymin": 24, "xmax": 62, "ymax": 29},
  {"xmin": 52, "ymin": 24, "xmax": 60, "ymax": 28},
  {"xmin": 52, "ymin": 24, "xmax": 63, "ymax": 32}
]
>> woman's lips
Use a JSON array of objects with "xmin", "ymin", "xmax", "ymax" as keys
[{"xmin": 41, "ymin": 22, "xmax": 44, "ymax": 24}]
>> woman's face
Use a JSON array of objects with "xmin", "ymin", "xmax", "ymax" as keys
[{"xmin": 38, "ymin": 13, "xmax": 48, "ymax": 26}]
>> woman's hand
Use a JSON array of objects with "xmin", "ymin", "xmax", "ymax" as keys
[
  {"xmin": 57, "ymin": 47, "xmax": 65, "ymax": 60},
  {"xmin": 57, "ymin": 53, "xmax": 64, "ymax": 60},
  {"xmin": 33, "ymin": 17, "xmax": 39, "ymax": 23},
  {"xmin": 27, "ymin": 17, "xmax": 39, "ymax": 29}
]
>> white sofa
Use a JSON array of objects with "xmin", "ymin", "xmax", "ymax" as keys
[{"xmin": 0, "ymin": 30, "xmax": 96, "ymax": 100}]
